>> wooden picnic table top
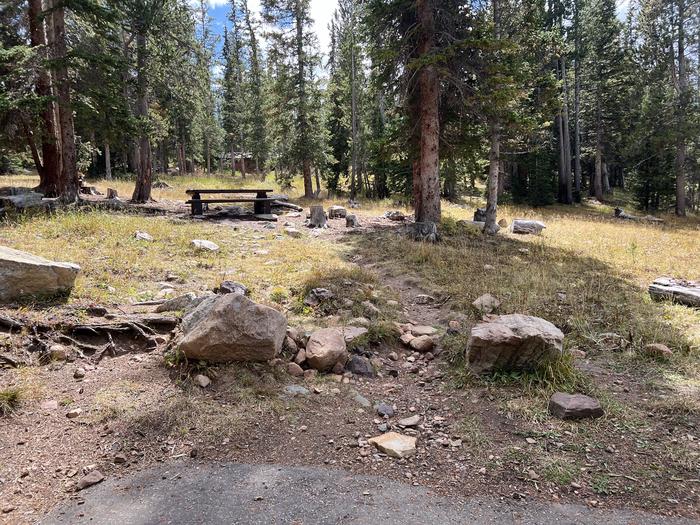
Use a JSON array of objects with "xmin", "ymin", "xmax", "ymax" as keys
[
  {"xmin": 185, "ymin": 198, "xmax": 277, "ymax": 203},
  {"xmin": 186, "ymin": 188, "xmax": 274, "ymax": 195}
]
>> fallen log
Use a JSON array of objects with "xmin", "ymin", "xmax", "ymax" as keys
[
  {"xmin": 511, "ymin": 219, "xmax": 546, "ymax": 235},
  {"xmin": 0, "ymin": 313, "xmax": 23, "ymax": 332},
  {"xmin": 649, "ymin": 278, "xmax": 700, "ymax": 307},
  {"xmin": 272, "ymin": 200, "xmax": 303, "ymax": 212},
  {"xmin": 614, "ymin": 207, "xmax": 664, "ymax": 223}
]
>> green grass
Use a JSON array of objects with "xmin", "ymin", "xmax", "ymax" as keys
[{"xmin": 0, "ymin": 387, "xmax": 21, "ymax": 415}]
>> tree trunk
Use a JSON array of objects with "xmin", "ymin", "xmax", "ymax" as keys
[
  {"xmin": 573, "ymin": 0, "xmax": 582, "ymax": 198},
  {"xmin": 131, "ymin": 30, "xmax": 152, "ymax": 203},
  {"xmin": 350, "ymin": 2, "xmax": 359, "ymax": 200},
  {"xmin": 21, "ymin": 118, "xmax": 43, "ymax": 176},
  {"xmin": 602, "ymin": 159, "xmax": 611, "ymax": 193},
  {"xmin": 415, "ymin": 0, "xmax": 441, "ymax": 224},
  {"xmin": 561, "ymin": 56, "xmax": 573, "ymax": 204},
  {"xmin": 295, "ymin": 0, "xmax": 313, "ymax": 199},
  {"xmin": 484, "ymin": 122, "xmax": 500, "ymax": 235},
  {"xmin": 105, "ymin": 141, "xmax": 112, "ymax": 180},
  {"xmin": 675, "ymin": 0, "xmax": 687, "ymax": 216},
  {"xmin": 50, "ymin": 0, "xmax": 79, "ymax": 202},
  {"xmin": 593, "ymin": 113, "xmax": 604, "ymax": 201},
  {"xmin": 28, "ymin": 0, "xmax": 62, "ymax": 195}
]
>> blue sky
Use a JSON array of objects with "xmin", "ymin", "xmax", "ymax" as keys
[{"xmin": 199, "ymin": 0, "xmax": 337, "ymax": 56}]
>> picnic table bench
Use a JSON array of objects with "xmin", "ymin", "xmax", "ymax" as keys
[{"xmin": 185, "ymin": 188, "xmax": 275, "ymax": 216}]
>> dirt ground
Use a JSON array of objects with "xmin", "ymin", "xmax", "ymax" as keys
[{"xmin": 1, "ymin": 205, "xmax": 698, "ymax": 524}]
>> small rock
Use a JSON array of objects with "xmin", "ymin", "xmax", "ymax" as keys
[
  {"xmin": 191, "ymin": 239, "xmax": 220, "ymax": 251},
  {"xmin": 2, "ymin": 505, "xmax": 16, "ymax": 514},
  {"xmin": 49, "ymin": 344, "xmax": 69, "ymax": 361},
  {"xmin": 375, "ymin": 402, "xmax": 395, "ymax": 417},
  {"xmin": 40, "ymin": 399, "xmax": 59, "ymax": 411},
  {"xmin": 353, "ymin": 393, "xmax": 371, "ymax": 408},
  {"xmin": 410, "ymin": 325, "xmax": 437, "ymax": 337},
  {"xmin": 409, "ymin": 335, "xmax": 435, "ymax": 353},
  {"xmin": 388, "ymin": 351, "xmax": 399, "ymax": 361},
  {"xmin": 134, "ymin": 231, "xmax": 153, "ymax": 242},
  {"xmin": 384, "ymin": 211, "xmax": 406, "ymax": 222},
  {"xmin": 483, "ymin": 264, "xmax": 495, "ymax": 271},
  {"xmin": 77, "ymin": 470, "xmax": 104, "ymax": 490},
  {"xmin": 215, "ymin": 281, "xmax": 249, "ymax": 295},
  {"xmin": 66, "ymin": 408, "xmax": 82, "ymax": 419},
  {"xmin": 472, "ymin": 293, "xmax": 501, "ymax": 314},
  {"xmin": 284, "ymin": 227, "xmax": 302, "ymax": 238},
  {"xmin": 304, "ymin": 288, "xmax": 334, "ymax": 307},
  {"xmin": 294, "ymin": 349, "xmax": 306, "ymax": 365},
  {"xmin": 328, "ymin": 205, "xmax": 347, "ymax": 219},
  {"xmin": 346, "ymin": 355, "xmax": 375, "ymax": 377},
  {"xmin": 346, "ymin": 215, "xmax": 360, "ymax": 228},
  {"xmin": 343, "ymin": 326, "xmax": 368, "ymax": 344},
  {"xmin": 643, "ymin": 343, "xmax": 673, "ymax": 359},
  {"xmin": 368, "ymin": 432, "xmax": 417, "ymax": 458},
  {"xmin": 114, "ymin": 454, "xmax": 127, "ymax": 464},
  {"xmin": 400, "ymin": 333, "xmax": 415, "ymax": 346},
  {"xmin": 414, "ymin": 294, "xmax": 435, "ymax": 305},
  {"xmin": 73, "ymin": 368, "xmax": 86, "ymax": 379},
  {"xmin": 361, "ymin": 301, "xmax": 381, "ymax": 319},
  {"xmin": 548, "ymin": 392, "xmax": 604, "ymax": 420},
  {"xmin": 303, "ymin": 369, "xmax": 317, "ymax": 381},
  {"xmin": 348, "ymin": 317, "xmax": 370, "ymax": 327},
  {"xmin": 287, "ymin": 362, "xmax": 304, "ymax": 377},
  {"xmin": 284, "ymin": 385, "xmax": 310, "ymax": 397},
  {"xmin": 398, "ymin": 415, "xmax": 420, "ymax": 427},
  {"xmin": 194, "ymin": 374, "xmax": 211, "ymax": 388}
]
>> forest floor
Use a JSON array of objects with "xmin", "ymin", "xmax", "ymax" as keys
[{"xmin": 0, "ymin": 173, "xmax": 699, "ymax": 524}]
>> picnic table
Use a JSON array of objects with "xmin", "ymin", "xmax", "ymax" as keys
[{"xmin": 185, "ymin": 188, "xmax": 275, "ymax": 216}]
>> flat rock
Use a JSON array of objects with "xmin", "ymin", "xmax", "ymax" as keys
[
  {"xmin": 134, "ymin": 231, "xmax": 153, "ymax": 242},
  {"xmin": 549, "ymin": 392, "xmax": 604, "ymax": 420},
  {"xmin": 191, "ymin": 239, "xmax": 220, "ymax": 252},
  {"xmin": 305, "ymin": 328, "xmax": 348, "ymax": 371},
  {"xmin": 410, "ymin": 325, "xmax": 437, "ymax": 337},
  {"xmin": 284, "ymin": 385, "xmax": 310, "ymax": 397},
  {"xmin": 398, "ymin": 415, "xmax": 420, "ymax": 427},
  {"xmin": 467, "ymin": 314, "xmax": 564, "ymax": 375},
  {"xmin": 284, "ymin": 227, "xmax": 302, "ymax": 238},
  {"xmin": 177, "ymin": 294, "xmax": 286, "ymax": 363},
  {"xmin": 0, "ymin": 246, "xmax": 80, "ymax": 302},
  {"xmin": 375, "ymin": 402, "xmax": 395, "ymax": 417},
  {"xmin": 368, "ymin": 432, "xmax": 417, "ymax": 458},
  {"xmin": 343, "ymin": 326, "xmax": 368, "ymax": 343},
  {"xmin": 215, "ymin": 281, "xmax": 249, "ymax": 296},
  {"xmin": 287, "ymin": 362, "xmax": 304, "ymax": 377}
]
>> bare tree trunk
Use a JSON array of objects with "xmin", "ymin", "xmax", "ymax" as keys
[
  {"xmin": 675, "ymin": 0, "xmax": 687, "ymax": 216},
  {"xmin": 50, "ymin": 0, "xmax": 79, "ymax": 202},
  {"xmin": 295, "ymin": 0, "xmax": 313, "ymax": 199},
  {"xmin": 415, "ymin": 0, "xmax": 441, "ymax": 224},
  {"xmin": 561, "ymin": 56, "xmax": 573, "ymax": 204},
  {"xmin": 484, "ymin": 122, "xmax": 500, "ymax": 235},
  {"xmin": 593, "ymin": 111, "xmax": 604, "ymax": 201},
  {"xmin": 350, "ymin": 0, "xmax": 358, "ymax": 200},
  {"xmin": 573, "ymin": 0, "xmax": 582, "ymax": 198},
  {"xmin": 206, "ymin": 137, "xmax": 211, "ymax": 175},
  {"xmin": 21, "ymin": 119, "xmax": 43, "ymax": 176},
  {"xmin": 28, "ymin": 0, "xmax": 62, "ymax": 195},
  {"xmin": 104, "ymin": 141, "xmax": 112, "ymax": 180},
  {"xmin": 602, "ymin": 159, "xmax": 611, "ymax": 193},
  {"xmin": 131, "ymin": 30, "xmax": 152, "ymax": 203}
]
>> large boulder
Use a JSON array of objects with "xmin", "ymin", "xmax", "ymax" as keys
[
  {"xmin": 305, "ymin": 328, "xmax": 348, "ymax": 371},
  {"xmin": 466, "ymin": 314, "xmax": 564, "ymax": 375},
  {"xmin": 0, "ymin": 246, "xmax": 80, "ymax": 302},
  {"xmin": 177, "ymin": 294, "xmax": 286, "ymax": 363}
]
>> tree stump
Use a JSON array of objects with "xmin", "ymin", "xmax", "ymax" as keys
[
  {"xmin": 409, "ymin": 222, "xmax": 438, "ymax": 242},
  {"xmin": 106, "ymin": 188, "xmax": 119, "ymax": 200},
  {"xmin": 309, "ymin": 206, "xmax": 327, "ymax": 228},
  {"xmin": 346, "ymin": 214, "xmax": 360, "ymax": 228}
]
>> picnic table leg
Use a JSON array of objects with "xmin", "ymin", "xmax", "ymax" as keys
[
  {"xmin": 255, "ymin": 191, "xmax": 269, "ymax": 215},
  {"xmin": 191, "ymin": 192, "xmax": 203, "ymax": 215}
]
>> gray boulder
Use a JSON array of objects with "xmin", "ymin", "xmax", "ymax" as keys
[
  {"xmin": 0, "ymin": 246, "xmax": 80, "ymax": 302},
  {"xmin": 466, "ymin": 314, "xmax": 564, "ymax": 375},
  {"xmin": 305, "ymin": 328, "xmax": 348, "ymax": 371},
  {"xmin": 549, "ymin": 392, "xmax": 604, "ymax": 420},
  {"xmin": 328, "ymin": 206, "xmax": 347, "ymax": 219},
  {"xmin": 156, "ymin": 292, "xmax": 213, "ymax": 313},
  {"xmin": 177, "ymin": 293, "xmax": 286, "ymax": 363}
]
